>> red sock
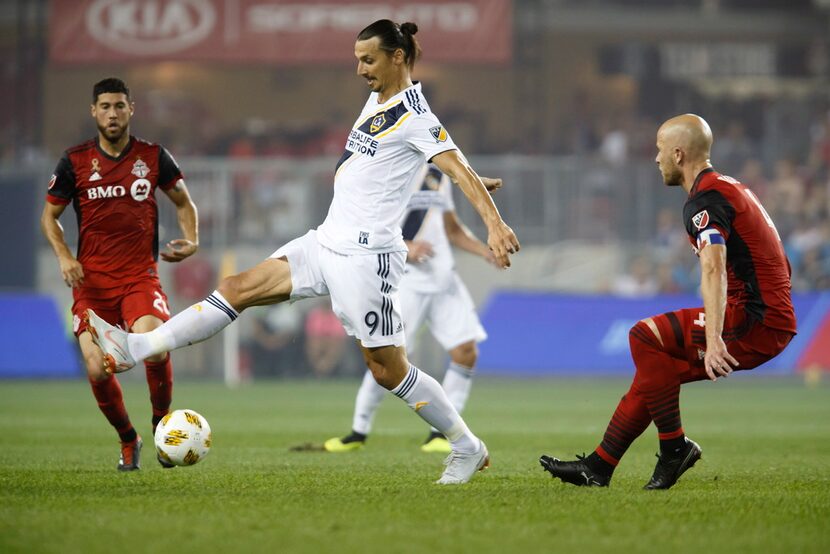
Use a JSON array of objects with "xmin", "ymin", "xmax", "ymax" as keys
[
  {"xmin": 89, "ymin": 375, "xmax": 134, "ymax": 442},
  {"xmin": 595, "ymin": 384, "xmax": 652, "ymax": 466},
  {"xmin": 145, "ymin": 354, "xmax": 173, "ymax": 432},
  {"xmin": 629, "ymin": 320, "xmax": 685, "ymax": 441}
]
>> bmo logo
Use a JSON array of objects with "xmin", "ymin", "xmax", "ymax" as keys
[
  {"xmin": 131, "ymin": 179, "xmax": 151, "ymax": 201},
  {"xmin": 87, "ymin": 185, "xmax": 126, "ymax": 200},
  {"xmin": 85, "ymin": 0, "xmax": 216, "ymax": 55},
  {"xmin": 86, "ymin": 181, "xmax": 151, "ymax": 201}
]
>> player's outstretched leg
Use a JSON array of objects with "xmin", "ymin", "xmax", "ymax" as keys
[
  {"xmin": 86, "ymin": 289, "xmax": 240, "ymax": 374},
  {"xmin": 324, "ymin": 370, "xmax": 385, "ymax": 452},
  {"xmin": 85, "ymin": 309, "xmax": 136, "ymax": 373}
]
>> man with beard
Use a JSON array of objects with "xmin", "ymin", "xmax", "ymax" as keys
[
  {"xmin": 41, "ymin": 78, "xmax": 199, "ymax": 471},
  {"xmin": 540, "ymin": 114, "xmax": 796, "ymax": 489},
  {"xmin": 83, "ymin": 21, "xmax": 519, "ymax": 484}
]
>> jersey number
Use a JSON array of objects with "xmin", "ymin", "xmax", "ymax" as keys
[
  {"xmin": 153, "ymin": 291, "xmax": 171, "ymax": 316},
  {"xmin": 364, "ymin": 311, "xmax": 379, "ymax": 336},
  {"xmin": 743, "ymin": 189, "xmax": 780, "ymax": 241}
]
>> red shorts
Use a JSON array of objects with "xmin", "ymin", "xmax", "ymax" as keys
[
  {"xmin": 72, "ymin": 277, "xmax": 171, "ymax": 337},
  {"xmin": 650, "ymin": 305, "xmax": 794, "ymax": 384}
]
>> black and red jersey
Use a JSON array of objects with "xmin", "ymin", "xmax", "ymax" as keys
[
  {"xmin": 46, "ymin": 136, "xmax": 183, "ymax": 289},
  {"xmin": 682, "ymin": 168, "xmax": 796, "ymax": 334}
]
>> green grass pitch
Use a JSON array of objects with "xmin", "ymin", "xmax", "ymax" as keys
[{"xmin": 1, "ymin": 377, "xmax": 828, "ymax": 553}]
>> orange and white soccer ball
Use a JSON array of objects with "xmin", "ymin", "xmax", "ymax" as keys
[{"xmin": 154, "ymin": 409, "xmax": 212, "ymax": 467}]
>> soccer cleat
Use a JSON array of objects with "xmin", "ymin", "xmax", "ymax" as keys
[
  {"xmin": 84, "ymin": 309, "xmax": 136, "ymax": 374},
  {"xmin": 323, "ymin": 431, "xmax": 366, "ymax": 453},
  {"xmin": 421, "ymin": 431, "xmax": 451, "ymax": 454},
  {"xmin": 643, "ymin": 437, "xmax": 702, "ymax": 490},
  {"xmin": 539, "ymin": 453, "xmax": 611, "ymax": 487},
  {"xmin": 118, "ymin": 436, "xmax": 142, "ymax": 471},
  {"xmin": 436, "ymin": 440, "xmax": 489, "ymax": 485}
]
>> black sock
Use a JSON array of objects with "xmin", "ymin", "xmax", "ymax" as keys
[
  {"xmin": 152, "ymin": 414, "xmax": 164, "ymax": 434},
  {"xmin": 585, "ymin": 452, "xmax": 615, "ymax": 478},
  {"xmin": 660, "ymin": 436, "xmax": 687, "ymax": 457},
  {"xmin": 342, "ymin": 431, "xmax": 367, "ymax": 444},
  {"xmin": 119, "ymin": 427, "xmax": 137, "ymax": 444}
]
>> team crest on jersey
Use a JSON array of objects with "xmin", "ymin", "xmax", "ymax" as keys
[
  {"xmin": 131, "ymin": 158, "xmax": 150, "ymax": 178},
  {"xmin": 692, "ymin": 210, "xmax": 710, "ymax": 230},
  {"xmin": 429, "ymin": 126, "xmax": 448, "ymax": 143},
  {"xmin": 370, "ymin": 114, "xmax": 387, "ymax": 134},
  {"xmin": 89, "ymin": 159, "xmax": 102, "ymax": 182}
]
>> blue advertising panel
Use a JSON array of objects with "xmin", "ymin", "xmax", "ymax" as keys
[
  {"xmin": 0, "ymin": 294, "xmax": 81, "ymax": 378},
  {"xmin": 477, "ymin": 291, "xmax": 828, "ymax": 375}
]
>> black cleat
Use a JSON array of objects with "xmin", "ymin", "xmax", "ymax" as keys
[
  {"xmin": 118, "ymin": 436, "xmax": 142, "ymax": 471},
  {"xmin": 540, "ymin": 453, "xmax": 611, "ymax": 487},
  {"xmin": 643, "ymin": 437, "xmax": 702, "ymax": 490}
]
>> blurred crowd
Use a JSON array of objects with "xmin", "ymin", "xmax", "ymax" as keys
[{"xmin": 609, "ymin": 108, "xmax": 830, "ymax": 296}]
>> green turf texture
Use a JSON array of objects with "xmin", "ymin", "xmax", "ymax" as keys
[{"xmin": 1, "ymin": 377, "xmax": 828, "ymax": 553}]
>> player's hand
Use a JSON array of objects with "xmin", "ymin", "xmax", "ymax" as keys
[
  {"xmin": 161, "ymin": 239, "xmax": 197, "ymax": 262},
  {"xmin": 487, "ymin": 220, "xmax": 520, "ymax": 269},
  {"xmin": 58, "ymin": 255, "xmax": 84, "ymax": 288},
  {"xmin": 480, "ymin": 177, "xmax": 503, "ymax": 193},
  {"xmin": 406, "ymin": 240, "xmax": 434, "ymax": 264},
  {"xmin": 703, "ymin": 336, "xmax": 739, "ymax": 381}
]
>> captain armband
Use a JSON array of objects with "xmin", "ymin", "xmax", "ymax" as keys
[{"xmin": 696, "ymin": 228, "xmax": 726, "ymax": 250}]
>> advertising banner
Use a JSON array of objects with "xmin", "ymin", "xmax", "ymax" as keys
[
  {"xmin": 49, "ymin": 0, "xmax": 512, "ymax": 64},
  {"xmin": 477, "ymin": 292, "xmax": 830, "ymax": 375}
]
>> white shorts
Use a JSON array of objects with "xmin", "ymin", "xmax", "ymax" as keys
[
  {"xmin": 271, "ymin": 230, "xmax": 406, "ymax": 348},
  {"xmin": 400, "ymin": 271, "xmax": 487, "ymax": 351}
]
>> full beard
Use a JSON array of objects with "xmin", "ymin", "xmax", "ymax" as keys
[{"xmin": 98, "ymin": 123, "xmax": 127, "ymax": 145}]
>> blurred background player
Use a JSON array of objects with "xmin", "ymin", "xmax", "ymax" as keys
[
  {"xmin": 40, "ymin": 78, "xmax": 199, "ymax": 471},
  {"xmin": 540, "ymin": 114, "xmax": 796, "ymax": 489},
  {"xmin": 323, "ymin": 164, "xmax": 496, "ymax": 454},
  {"xmin": 84, "ymin": 20, "xmax": 519, "ymax": 484}
]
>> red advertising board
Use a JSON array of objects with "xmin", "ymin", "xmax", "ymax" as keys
[{"xmin": 49, "ymin": 0, "xmax": 512, "ymax": 64}]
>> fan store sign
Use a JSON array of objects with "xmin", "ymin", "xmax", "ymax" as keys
[{"xmin": 49, "ymin": 0, "xmax": 512, "ymax": 64}]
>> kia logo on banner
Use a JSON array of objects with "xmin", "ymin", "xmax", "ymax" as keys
[
  {"xmin": 50, "ymin": 0, "xmax": 512, "ymax": 64},
  {"xmin": 85, "ymin": 0, "xmax": 217, "ymax": 55}
]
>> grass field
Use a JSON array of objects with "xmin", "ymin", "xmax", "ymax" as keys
[{"xmin": 1, "ymin": 377, "xmax": 828, "ymax": 553}]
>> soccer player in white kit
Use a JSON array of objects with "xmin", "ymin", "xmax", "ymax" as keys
[
  {"xmin": 324, "ymin": 165, "xmax": 493, "ymax": 454},
  {"xmin": 84, "ymin": 19, "xmax": 520, "ymax": 484}
]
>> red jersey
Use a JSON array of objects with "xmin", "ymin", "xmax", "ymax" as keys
[
  {"xmin": 46, "ymin": 136, "xmax": 183, "ymax": 289},
  {"xmin": 683, "ymin": 168, "xmax": 796, "ymax": 334}
]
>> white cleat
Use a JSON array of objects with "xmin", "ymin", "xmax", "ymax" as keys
[
  {"xmin": 436, "ymin": 440, "xmax": 490, "ymax": 485},
  {"xmin": 84, "ymin": 309, "xmax": 136, "ymax": 374}
]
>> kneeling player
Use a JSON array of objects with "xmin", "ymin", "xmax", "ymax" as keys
[{"xmin": 540, "ymin": 114, "xmax": 795, "ymax": 489}]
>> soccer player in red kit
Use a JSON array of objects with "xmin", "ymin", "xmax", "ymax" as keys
[
  {"xmin": 540, "ymin": 114, "xmax": 796, "ymax": 489},
  {"xmin": 40, "ymin": 78, "xmax": 199, "ymax": 471}
]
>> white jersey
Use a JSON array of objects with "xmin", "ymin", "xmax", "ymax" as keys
[
  {"xmin": 317, "ymin": 82, "xmax": 458, "ymax": 255},
  {"xmin": 402, "ymin": 165, "xmax": 456, "ymax": 293}
]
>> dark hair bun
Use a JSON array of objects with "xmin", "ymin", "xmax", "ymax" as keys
[{"xmin": 400, "ymin": 22, "xmax": 418, "ymax": 35}]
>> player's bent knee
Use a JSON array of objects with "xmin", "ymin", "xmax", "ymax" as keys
[
  {"xmin": 629, "ymin": 319, "xmax": 663, "ymax": 352},
  {"xmin": 450, "ymin": 341, "xmax": 478, "ymax": 368}
]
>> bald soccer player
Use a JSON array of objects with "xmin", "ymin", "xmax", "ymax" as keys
[{"xmin": 540, "ymin": 114, "xmax": 796, "ymax": 489}]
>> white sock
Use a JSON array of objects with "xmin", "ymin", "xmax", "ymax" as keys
[
  {"xmin": 391, "ymin": 365, "xmax": 478, "ymax": 453},
  {"xmin": 442, "ymin": 362, "xmax": 474, "ymax": 414},
  {"xmin": 352, "ymin": 369, "xmax": 387, "ymax": 435},
  {"xmin": 127, "ymin": 290, "xmax": 239, "ymax": 362},
  {"xmin": 428, "ymin": 362, "xmax": 475, "ymax": 433}
]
